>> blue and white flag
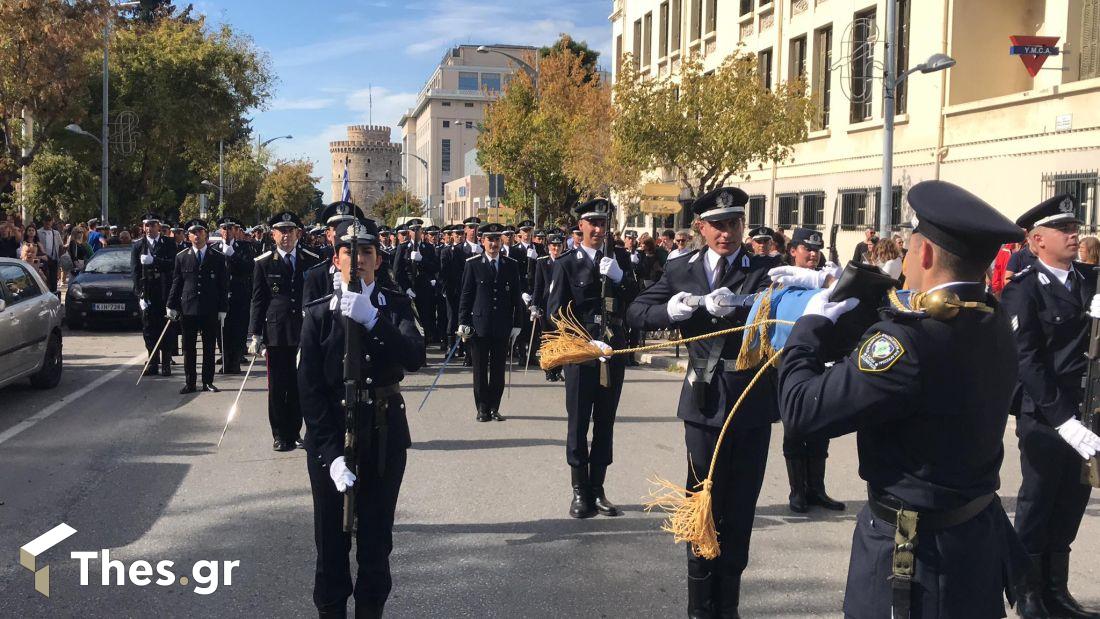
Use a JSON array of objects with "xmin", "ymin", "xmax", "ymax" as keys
[{"xmin": 341, "ymin": 161, "xmax": 351, "ymax": 202}]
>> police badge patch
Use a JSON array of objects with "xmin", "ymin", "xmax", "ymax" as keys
[{"xmin": 857, "ymin": 332, "xmax": 905, "ymax": 372}]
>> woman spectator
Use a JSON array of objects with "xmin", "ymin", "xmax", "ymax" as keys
[
  {"xmin": 637, "ymin": 236, "xmax": 664, "ymax": 289},
  {"xmin": 0, "ymin": 218, "xmax": 19, "ymax": 258},
  {"xmin": 20, "ymin": 238, "xmax": 47, "ymax": 280},
  {"xmin": 67, "ymin": 227, "xmax": 92, "ymax": 275},
  {"xmin": 869, "ymin": 237, "xmax": 903, "ymax": 279},
  {"xmin": 22, "ymin": 224, "xmax": 44, "ymax": 262},
  {"xmin": 1079, "ymin": 236, "xmax": 1100, "ymax": 265}
]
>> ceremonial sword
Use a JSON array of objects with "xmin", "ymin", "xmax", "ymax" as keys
[
  {"xmin": 217, "ymin": 352, "xmax": 260, "ymax": 447},
  {"xmin": 524, "ymin": 311, "xmax": 539, "ymax": 373},
  {"xmin": 136, "ymin": 320, "xmax": 173, "ymax": 386},
  {"xmin": 418, "ymin": 337, "xmax": 461, "ymax": 412}
]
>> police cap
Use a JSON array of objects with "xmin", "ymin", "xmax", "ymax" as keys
[
  {"xmin": 692, "ymin": 187, "xmax": 748, "ymax": 221},
  {"xmin": 749, "ymin": 226, "xmax": 775, "ymax": 241},
  {"xmin": 269, "ymin": 211, "xmax": 302, "ymax": 229},
  {"xmin": 334, "ymin": 218, "xmax": 380, "ymax": 249},
  {"xmin": 789, "ymin": 227, "xmax": 824, "ymax": 250},
  {"xmin": 908, "ymin": 180, "xmax": 1024, "ymax": 263},
  {"xmin": 184, "ymin": 218, "xmax": 207, "ymax": 232},
  {"xmin": 574, "ymin": 198, "xmax": 611, "ymax": 221},
  {"xmin": 478, "ymin": 222, "xmax": 504, "ymax": 237},
  {"xmin": 320, "ymin": 201, "xmax": 365, "ymax": 227},
  {"xmin": 141, "ymin": 212, "xmax": 162, "ymax": 225},
  {"xmin": 1015, "ymin": 193, "xmax": 1083, "ymax": 231}
]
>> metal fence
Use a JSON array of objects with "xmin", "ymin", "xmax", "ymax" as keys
[{"xmin": 1043, "ymin": 170, "xmax": 1099, "ymax": 232}]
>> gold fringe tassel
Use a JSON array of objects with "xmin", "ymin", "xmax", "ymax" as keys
[
  {"xmin": 644, "ymin": 348, "xmax": 785, "ymax": 559},
  {"xmin": 734, "ymin": 284, "xmax": 779, "ymax": 371}
]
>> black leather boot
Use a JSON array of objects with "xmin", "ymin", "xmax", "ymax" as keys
[
  {"xmin": 718, "ymin": 567, "xmax": 742, "ymax": 619},
  {"xmin": 785, "ymin": 457, "xmax": 808, "ymax": 513},
  {"xmin": 806, "ymin": 456, "xmax": 845, "ymax": 511},
  {"xmin": 354, "ymin": 600, "xmax": 383, "ymax": 619},
  {"xmin": 589, "ymin": 465, "xmax": 620, "ymax": 516},
  {"xmin": 1014, "ymin": 554, "xmax": 1049, "ymax": 618},
  {"xmin": 1044, "ymin": 552, "xmax": 1100, "ymax": 618},
  {"xmin": 569, "ymin": 466, "xmax": 596, "ymax": 518},
  {"xmin": 687, "ymin": 573, "xmax": 715, "ymax": 619}
]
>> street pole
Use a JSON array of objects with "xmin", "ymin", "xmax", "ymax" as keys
[
  {"xmin": 218, "ymin": 140, "xmax": 225, "ymax": 212},
  {"xmin": 101, "ymin": 17, "xmax": 111, "ymax": 225},
  {"xmin": 533, "ymin": 181, "xmax": 538, "ymax": 227},
  {"xmin": 879, "ymin": 0, "xmax": 897, "ymax": 239}
]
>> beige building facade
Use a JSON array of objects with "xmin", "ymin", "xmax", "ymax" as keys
[
  {"xmin": 329, "ymin": 125, "xmax": 402, "ymax": 215},
  {"xmin": 610, "ymin": 0, "xmax": 1100, "ymax": 258},
  {"xmin": 399, "ymin": 44, "xmax": 537, "ymax": 224}
]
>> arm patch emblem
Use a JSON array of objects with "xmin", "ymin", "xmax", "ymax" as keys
[{"xmin": 857, "ymin": 333, "xmax": 905, "ymax": 372}]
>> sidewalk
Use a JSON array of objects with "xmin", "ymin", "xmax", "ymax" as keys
[{"xmin": 634, "ymin": 339, "xmax": 688, "ymax": 372}]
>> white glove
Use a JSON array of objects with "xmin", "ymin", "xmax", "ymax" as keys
[
  {"xmin": 1089, "ymin": 293, "xmax": 1100, "ymax": 319},
  {"xmin": 332, "ymin": 273, "xmax": 343, "ymax": 295},
  {"xmin": 140, "ymin": 254, "xmax": 154, "ymax": 265},
  {"xmin": 510, "ymin": 326, "xmax": 522, "ymax": 341},
  {"xmin": 521, "ymin": 292, "xmax": 533, "ymax": 306},
  {"xmin": 248, "ymin": 334, "xmax": 263, "ymax": 355},
  {"xmin": 339, "ymin": 288, "xmax": 379, "ymax": 329},
  {"xmin": 599, "ymin": 256, "xmax": 623, "ymax": 283},
  {"xmin": 139, "ymin": 298, "xmax": 149, "ymax": 311},
  {"xmin": 328, "ymin": 456, "xmax": 357, "ymax": 493},
  {"xmin": 529, "ymin": 306, "xmax": 541, "ymax": 320},
  {"xmin": 221, "ymin": 240, "xmax": 235, "ymax": 257},
  {"xmin": 430, "ymin": 279, "xmax": 437, "ymax": 287},
  {"xmin": 406, "ymin": 288, "xmax": 417, "ymax": 299},
  {"xmin": 457, "ymin": 324, "xmax": 473, "ymax": 339},
  {"xmin": 410, "ymin": 250, "xmax": 423, "ymax": 262},
  {"xmin": 1056, "ymin": 418, "xmax": 1100, "ymax": 460},
  {"xmin": 588, "ymin": 339, "xmax": 613, "ymax": 362},
  {"xmin": 822, "ymin": 261, "xmax": 841, "ymax": 280},
  {"xmin": 803, "ymin": 288, "xmax": 859, "ymax": 323},
  {"xmin": 666, "ymin": 291, "xmax": 695, "ymax": 322},
  {"xmin": 630, "ymin": 252, "xmax": 640, "ymax": 264},
  {"xmin": 768, "ymin": 265, "xmax": 829, "ymax": 289},
  {"xmin": 527, "ymin": 247, "xmax": 538, "ymax": 259},
  {"xmin": 474, "ymin": 245, "xmax": 484, "ymax": 254},
  {"xmin": 218, "ymin": 311, "xmax": 227, "ymax": 325},
  {"xmin": 167, "ymin": 308, "xmax": 180, "ymax": 321},
  {"xmin": 704, "ymin": 287, "xmax": 737, "ymax": 318}
]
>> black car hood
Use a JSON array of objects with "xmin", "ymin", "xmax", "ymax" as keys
[{"xmin": 71, "ymin": 271, "xmax": 134, "ymax": 291}]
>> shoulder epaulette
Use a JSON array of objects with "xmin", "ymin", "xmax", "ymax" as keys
[
  {"xmin": 300, "ymin": 248, "xmax": 319, "ymax": 260},
  {"xmin": 303, "ymin": 294, "xmax": 333, "ymax": 309},
  {"xmin": 675, "ymin": 250, "xmax": 699, "ymax": 263},
  {"xmin": 379, "ymin": 286, "xmax": 406, "ymax": 298},
  {"xmin": 466, "ymin": 254, "xmax": 481, "ymax": 262},
  {"xmin": 254, "ymin": 250, "xmax": 273, "ymax": 262},
  {"xmin": 305, "ymin": 260, "xmax": 328, "ymax": 272},
  {"xmin": 536, "ymin": 255, "xmax": 550, "ymax": 262},
  {"xmin": 1010, "ymin": 265, "xmax": 1034, "ymax": 281},
  {"xmin": 501, "ymin": 255, "xmax": 518, "ymax": 264},
  {"xmin": 177, "ymin": 247, "xmax": 190, "ymax": 256}
]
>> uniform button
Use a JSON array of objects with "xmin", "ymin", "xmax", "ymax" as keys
[
  {"xmin": 365, "ymin": 377, "xmax": 373, "ymax": 385},
  {"xmin": 363, "ymin": 354, "xmax": 371, "ymax": 362},
  {"xmin": 365, "ymin": 399, "xmax": 373, "ymax": 405},
  {"xmin": 711, "ymin": 318, "xmax": 718, "ymax": 324}
]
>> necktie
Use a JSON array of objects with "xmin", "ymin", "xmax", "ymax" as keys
[
  {"xmin": 1067, "ymin": 271, "xmax": 1078, "ymax": 294},
  {"xmin": 713, "ymin": 256, "xmax": 728, "ymax": 289},
  {"xmin": 594, "ymin": 249, "xmax": 604, "ymax": 265},
  {"xmin": 492, "ymin": 259, "xmax": 498, "ymax": 275},
  {"xmin": 196, "ymin": 249, "xmax": 202, "ymax": 268},
  {"xmin": 285, "ymin": 253, "xmax": 294, "ymax": 273}
]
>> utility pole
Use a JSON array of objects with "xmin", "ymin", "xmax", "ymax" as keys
[
  {"xmin": 879, "ymin": 0, "xmax": 898, "ymax": 238},
  {"xmin": 218, "ymin": 140, "xmax": 225, "ymax": 211},
  {"xmin": 101, "ymin": 16, "xmax": 111, "ymax": 224}
]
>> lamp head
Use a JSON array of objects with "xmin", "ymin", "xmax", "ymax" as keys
[{"xmin": 920, "ymin": 53, "xmax": 956, "ymax": 74}]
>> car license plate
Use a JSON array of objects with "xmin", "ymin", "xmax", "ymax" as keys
[{"xmin": 93, "ymin": 303, "xmax": 126, "ymax": 311}]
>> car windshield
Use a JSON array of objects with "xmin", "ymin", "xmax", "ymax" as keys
[{"xmin": 84, "ymin": 250, "xmax": 132, "ymax": 274}]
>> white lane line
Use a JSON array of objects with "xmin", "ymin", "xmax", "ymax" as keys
[{"xmin": 0, "ymin": 352, "xmax": 145, "ymax": 446}]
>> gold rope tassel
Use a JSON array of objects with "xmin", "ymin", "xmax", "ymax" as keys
[
  {"xmin": 644, "ymin": 348, "xmax": 785, "ymax": 560},
  {"xmin": 734, "ymin": 284, "xmax": 779, "ymax": 371},
  {"xmin": 538, "ymin": 302, "xmax": 793, "ymax": 371}
]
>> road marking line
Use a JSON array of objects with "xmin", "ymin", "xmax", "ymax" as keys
[{"xmin": 0, "ymin": 352, "xmax": 145, "ymax": 446}]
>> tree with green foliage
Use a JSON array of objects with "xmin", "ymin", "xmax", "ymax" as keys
[
  {"xmin": 371, "ymin": 188, "xmax": 423, "ymax": 227},
  {"xmin": 539, "ymin": 34, "xmax": 600, "ymax": 78},
  {"xmin": 25, "ymin": 149, "xmax": 100, "ymax": 222},
  {"xmin": 613, "ymin": 51, "xmax": 812, "ymax": 199},
  {"xmin": 254, "ymin": 158, "xmax": 320, "ymax": 221}
]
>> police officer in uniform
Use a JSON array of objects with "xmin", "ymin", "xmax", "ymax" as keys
[
  {"xmin": 1002, "ymin": 194, "xmax": 1100, "ymax": 619},
  {"xmin": 626, "ymin": 187, "xmax": 778, "ymax": 616},
  {"xmin": 458, "ymin": 222, "xmax": 523, "ymax": 422},
  {"xmin": 304, "ymin": 202, "xmax": 395, "ymax": 304},
  {"xmin": 532, "ymin": 232, "xmax": 565, "ymax": 382},
  {"xmin": 778, "ymin": 227, "xmax": 845, "ymax": 513},
  {"xmin": 777, "ymin": 180, "xmax": 1027, "ymax": 618},
  {"xmin": 548, "ymin": 198, "xmax": 638, "ymax": 519},
  {"xmin": 300, "ymin": 218, "xmax": 425, "ymax": 619},
  {"xmin": 132, "ymin": 212, "xmax": 176, "ymax": 376},
  {"xmin": 393, "ymin": 219, "xmax": 440, "ymax": 346},
  {"xmin": 216, "ymin": 216, "xmax": 254, "ymax": 375},
  {"xmin": 167, "ymin": 219, "xmax": 228, "ymax": 394},
  {"xmin": 249, "ymin": 211, "xmax": 322, "ymax": 451}
]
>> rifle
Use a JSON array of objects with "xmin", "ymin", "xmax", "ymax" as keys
[
  {"xmin": 827, "ymin": 194, "xmax": 841, "ymax": 266},
  {"xmin": 598, "ymin": 202, "xmax": 617, "ymax": 388},
  {"xmin": 1083, "ymin": 266, "xmax": 1100, "ymax": 487},
  {"xmin": 342, "ymin": 226, "xmax": 365, "ymax": 533}
]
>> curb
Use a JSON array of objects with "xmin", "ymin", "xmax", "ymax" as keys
[{"xmin": 637, "ymin": 351, "xmax": 687, "ymax": 372}]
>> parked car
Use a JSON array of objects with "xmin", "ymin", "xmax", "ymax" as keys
[
  {"xmin": 0, "ymin": 258, "xmax": 64, "ymax": 390},
  {"xmin": 65, "ymin": 245, "xmax": 141, "ymax": 329}
]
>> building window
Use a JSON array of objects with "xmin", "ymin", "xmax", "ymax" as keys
[
  {"xmin": 458, "ymin": 72, "xmax": 478, "ymax": 91},
  {"xmin": 893, "ymin": 0, "xmax": 910, "ymax": 115},
  {"xmin": 464, "ymin": 102, "xmax": 474, "ymax": 107},
  {"xmin": 1044, "ymin": 170, "xmax": 1100, "ymax": 231},
  {"xmin": 442, "ymin": 101, "xmax": 451, "ymax": 107},
  {"xmin": 616, "ymin": 34, "xmax": 624, "ymax": 76},
  {"xmin": 840, "ymin": 189, "xmax": 871, "ymax": 228},
  {"xmin": 706, "ymin": 0, "xmax": 717, "ymax": 34},
  {"xmin": 442, "ymin": 120, "xmax": 450, "ymax": 128},
  {"xmin": 812, "ymin": 25, "xmax": 833, "ymax": 130},
  {"xmin": 778, "ymin": 194, "xmax": 799, "ymax": 226},
  {"xmin": 758, "ymin": 48, "xmax": 773, "ymax": 90},
  {"xmin": 671, "ymin": 0, "xmax": 682, "ymax": 50},
  {"xmin": 643, "ymin": 12, "xmax": 653, "ymax": 67},
  {"xmin": 659, "ymin": 2, "xmax": 670, "ymax": 58},
  {"xmin": 801, "ymin": 193, "xmax": 825, "ymax": 228},
  {"xmin": 789, "ymin": 35, "xmax": 807, "ymax": 82},
  {"xmin": 465, "ymin": 121, "xmax": 473, "ymax": 129},
  {"xmin": 1083, "ymin": 0, "xmax": 1100, "ymax": 80},
  {"xmin": 481, "ymin": 73, "xmax": 501, "ymax": 92},
  {"xmin": 740, "ymin": 0, "xmax": 752, "ymax": 16},
  {"xmin": 690, "ymin": 0, "xmax": 702, "ymax": 41},
  {"xmin": 633, "ymin": 18, "xmax": 643, "ymax": 69},
  {"xmin": 850, "ymin": 8, "xmax": 876, "ymax": 123},
  {"xmin": 748, "ymin": 196, "xmax": 766, "ymax": 226},
  {"xmin": 441, "ymin": 139, "xmax": 451, "ymax": 173}
]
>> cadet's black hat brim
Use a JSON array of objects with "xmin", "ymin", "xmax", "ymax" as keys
[{"xmin": 908, "ymin": 180, "xmax": 1024, "ymax": 263}]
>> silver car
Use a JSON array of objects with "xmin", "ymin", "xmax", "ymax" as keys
[{"xmin": 0, "ymin": 258, "xmax": 64, "ymax": 390}]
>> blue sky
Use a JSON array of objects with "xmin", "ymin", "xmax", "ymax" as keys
[{"xmin": 197, "ymin": 0, "xmax": 612, "ymax": 202}]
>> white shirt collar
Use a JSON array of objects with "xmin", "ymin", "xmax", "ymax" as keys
[
  {"xmin": 926, "ymin": 281, "xmax": 973, "ymax": 293},
  {"xmin": 277, "ymin": 247, "xmax": 296, "ymax": 260},
  {"xmin": 578, "ymin": 243, "xmax": 598, "ymax": 263},
  {"xmin": 704, "ymin": 247, "xmax": 740, "ymax": 287},
  {"xmin": 1038, "ymin": 258, "xmax": 1074, "ymax": 287}
]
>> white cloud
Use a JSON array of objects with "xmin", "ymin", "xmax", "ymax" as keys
[
  {"xmin": 270, "ymin": 97, "xmax": 336, "ymax": 111},
  {"xmin": 345, "ymin": 87, "xmax": 417, "ymax": 130}
]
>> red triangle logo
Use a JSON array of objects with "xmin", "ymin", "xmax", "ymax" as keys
[{"xmin": 1009, "ymin": 35, "xmax": 1060, "ymax": 77}]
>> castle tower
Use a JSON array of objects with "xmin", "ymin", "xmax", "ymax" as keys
[{"xmin": 329, "ymin": 125, "xmax": 402, "ymax": 214}]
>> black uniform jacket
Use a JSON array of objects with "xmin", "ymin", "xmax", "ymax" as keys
[
  {"xmin": 531, "ymin": 255, "xmax": 556, "ymax": 312},
  {"xmin": 223, "ymin": 240, "xmax": 255, "ymax": 303},
  {"xmin": 1001, "ymin": 261, "xmax": 1096, "ymax": 427},
  {"xmin": 393, "ymin": 241, "xmax": 440, "ymax": 292},
  {"xmin": 778, "ymin": 285, "xmax": 1019, "ymax": 617},
  {"xmin": 302, "ymin": 253, "xmax": 395, "ymax": 305},
  {"xmin": 625, "ymin": 248, "xmax": 778, "ymax": 429},
  {"xmin": 249, "ymin": 247, "xmax": 322, "ymax": 347},
  {"xmin": 167, "ymin": 246, "xmax": 229, "ymax": 316},
  {"xmin": 458, "ymin": 254, "xmax": 524, "ymax": 339},
  {"xmin": 547, "ymin": 245, "xmax": 639, "ymax": 348},
  {"xmin": 130, "ymin": 235, "xmax": 176, "ymax": 301},
  {"xmin": 442, "ymin": 242, "xmax": 479, "ymax": 298},
  {"xmin": 298, "ymin": 285, "xmax": 425, "ymax": 468}
]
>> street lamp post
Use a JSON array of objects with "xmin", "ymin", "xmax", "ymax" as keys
[
  {"xmin": 880, "ymin": 4, "xmax": 955, "ymax": 237},
  {"xmin": 257, "ymin": 134, "xmax": 293, "ymax": 152},
  {"xmin": 401, "ymin": 151, "xmax": 430, "ymax": 220},
  {"xmin": 200, "ymin": 180, "xmax": 221, "ymax": 220},
  {"xmin": 98, "ymin": 1, "xmax": 141, "ymax": 224}
]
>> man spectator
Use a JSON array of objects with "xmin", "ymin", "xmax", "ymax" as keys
[
  {"xmin": 666, "ymin": 229, "xmax": 694, "ymax": 261},
  {"xmin": 87, "ymin": 219, "xmax": 105, "ymax": 253},
  {"xmin": 35, "ymin": 214, "xmax": 62, "ymax": 293},
  {"xmin": 991, "ymin": 242, "xmax": 1019, "ymax": 298},
  {"xmin": 0, "ymin": 217, "xmax": 19, "ymax": 258},
  {"xmin": 851, "ymin": 227, "xmax": 877, "ymax": 263}
]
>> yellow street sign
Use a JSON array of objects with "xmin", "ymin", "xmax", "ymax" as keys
[
  {"xmin": 641, "ymin": 199, "xmax": 682, "ymax": 215},
  {"xmin": 643, "ymin": 182, "xmax": 682, "ymax": 198}
]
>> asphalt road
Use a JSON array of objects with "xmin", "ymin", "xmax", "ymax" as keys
[{"xmin": 3, "ymin": 326, "xmax": 1100, "ymax": 618}]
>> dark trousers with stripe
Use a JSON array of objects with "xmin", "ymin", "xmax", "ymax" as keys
[
  {"xmin": 1015, "ymin": 414, "xmax": 1092, "ymax": 554},
  {"xmin": 180, "ymin": 314, "xmax": 217, "ymax": 386},
  {"xmin": 266, "ymin": 345, "xmax": 302, "ymax": 442},
  {"xmin": 564, "ymin": 359, "xmax": 625, "ymax": 467}
]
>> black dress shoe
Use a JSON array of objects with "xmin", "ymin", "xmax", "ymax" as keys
[
  {"xmin": 161, "ymin": 364, "xmax": 172, "ymax": 376},
  {"xmin": 180, "ymin": 384, "xmax": 197, "ymax": 394},
  {"xmin": 491, "ymin": 410, "xmax": 506, "ymax": 421},
  {"xmin": 295, "ymin": 438, "xmax": 304, "ymax": 449},
  {"xmin": 142, "ymin": 365, "xmax": 159, "ymax": 377},
  {"xmin": 202, "ymin": 383, "xmax": 220, "ymax": 393},
  {"xmin": 273, "ymin": 439, "xmax": 296, "ymax": 452},
  {"xmin": 476, "ymin": 410, "xmax": 491, "ymax": 422}
]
